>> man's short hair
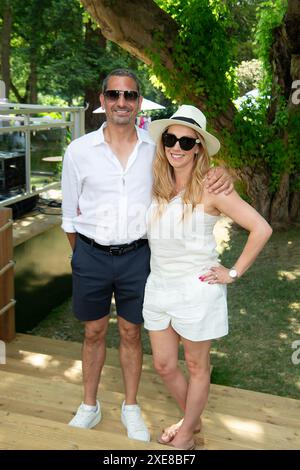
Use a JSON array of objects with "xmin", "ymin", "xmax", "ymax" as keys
[{"xmin": 102, "ymin": 69, "xmax": 141, "ymax": 95}]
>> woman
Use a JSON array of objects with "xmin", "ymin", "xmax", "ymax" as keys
[{"xmin": 142, "ymin": 105, "xmax": 272, "ymax": 450}]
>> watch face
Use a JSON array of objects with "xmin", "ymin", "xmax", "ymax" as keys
[{"xmin": 229, "ymin": 269, "xmax": 237, "ymax": 279}]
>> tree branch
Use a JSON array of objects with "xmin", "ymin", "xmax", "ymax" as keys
[
  {"xmin": 0, "ymin": 2, "xmax": 12, "ymax": 98},
  {"xmin": 10, "ymin": 81, "xmax": 26, "ymax": 103},
  {"xmin": 80, "ymin": 0, "xmax": 236, "ymax": 131},
  {"xmin": 80, "ymin": 0, "xmax": 178, "ymax": 70},
  {"xmin": 269, "ymin": 0, "xmax": 300, "ymax": 119}
]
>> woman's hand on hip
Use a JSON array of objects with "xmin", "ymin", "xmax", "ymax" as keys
[{"xmin": 199, "ymin": 265, "xmax": 235, "ymax": 284}]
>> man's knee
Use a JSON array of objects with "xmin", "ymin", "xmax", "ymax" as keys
[
  {"xmin": 84, "ymin": 318, "xmax": 108, "ymax": 343},
  {"xmin": 119, "ymin": 321, "xmax": 141, "ymax": 346}
]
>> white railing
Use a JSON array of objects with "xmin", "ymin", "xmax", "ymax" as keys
[{"xmin": 0, "ymin": 102, "xmax": 85, "ymax": 206}]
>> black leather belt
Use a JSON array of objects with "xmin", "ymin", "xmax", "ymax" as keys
[{"xmin": 78, "ymin": 233, "xmax": 148, "ymax": 255}]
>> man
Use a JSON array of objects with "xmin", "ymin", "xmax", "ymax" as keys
[{"xmin": 61, "ymin": 69, "xmax": 232, "ymax": 442}]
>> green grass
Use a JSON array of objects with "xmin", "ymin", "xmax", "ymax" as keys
[
  {"xmin": 30, "ymin": 224, "xmax": 300, "ymax": 399},
  {"xmin": 211, "ymin": 225, "xmax": 300, "ymax": 398}
]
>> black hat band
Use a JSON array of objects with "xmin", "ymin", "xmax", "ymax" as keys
[{"xmin": 171, "ymin": 116, "xmax": 202, "ymax": 129}]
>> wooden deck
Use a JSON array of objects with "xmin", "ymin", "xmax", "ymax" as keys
[{"xmin": 0, "ymin": 334, "xmax": 299, "ymax": 450}]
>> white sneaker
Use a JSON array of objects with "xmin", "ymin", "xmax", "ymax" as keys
[
  {"xmin": 69, "ymin": 400, "xmax": 101, "ymax": 429},
  {"xmin": 121, "ymin": 401, "xmax": 150, "ymax": 442}
]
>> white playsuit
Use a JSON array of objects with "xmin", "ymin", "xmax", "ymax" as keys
[{"xmin": 142, "ymin": 196, "xmax": 228, "ymax": 341}]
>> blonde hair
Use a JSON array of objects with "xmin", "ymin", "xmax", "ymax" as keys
[{"xmin": 152, "ymin": 129, "xmax": 211, "ymax": 219}]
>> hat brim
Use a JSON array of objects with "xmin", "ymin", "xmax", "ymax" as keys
[{"xmin": 149, "ymin": 118, "xmax": 220, "ymax": 156}]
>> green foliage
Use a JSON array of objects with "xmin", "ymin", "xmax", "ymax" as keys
[
  {"xmin": 6, "ymin": 0, "xmax": 88, "ymax": 102},
  {"xmin": 3, "ymin": 0, "xmax": 156, "ymax": 104},
  {"xmin": 225, "ymin": 96, "xmax": 270, "ymax": 168},
  {"xmin": 152, "ymin": 0, "xmax": 298, "ymax": 195},
  {"xmin": 152, "ymin": 0, "xmax": 266, "ymax": 108},
  {"xmin": 153, "ymin": 0, "xmax": 237, "ymax": 112},
  {"xmin": 3, "ymin": 0, "xmax": 299, "ymax": 198},
  {"xmin": 255, "ymin": 0, "xmax": 287, "ymax": 95},
  {"xmin": 227, "ymin": 92, "xmax": 300, "ymax": 192},
  {"xmin": 227, "ymin": 0, "xmax": 300, "ymax": 193},
  {"xmin": 287, "ymin": 112, "xmax": 300, "ymax": 191},
  {"xmin": 152, "ymin": 0, "xmax": 299, "ymax": 197},
  {"xmin": 226, "ymin": 0, "xmax": 265, "ymax": 62}
]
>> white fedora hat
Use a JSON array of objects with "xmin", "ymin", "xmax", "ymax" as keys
[{"xmin": 149, "ymin": 104, "xmax": 220, "ymax": 156}]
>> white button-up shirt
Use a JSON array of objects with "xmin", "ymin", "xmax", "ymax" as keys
[{"xmin": 61, "ymin": 123, "xmax": 155, "ymax": 245}]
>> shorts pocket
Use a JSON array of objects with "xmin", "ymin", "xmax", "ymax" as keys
[
  {"xmin": 71, "ymin": 235, "xmax": 80, "ymax": 266},
  {"xmin": 184, "ymin": 276, "xmax": 226, "ymax": 306},
  {"xmin": 143, "ymin": 285, "xmax": 163, "ymax": 311}
]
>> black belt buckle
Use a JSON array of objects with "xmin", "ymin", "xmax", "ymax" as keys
[{"xmin": 109, "ymin": 246, "xmax": 123, "ymax": 256}]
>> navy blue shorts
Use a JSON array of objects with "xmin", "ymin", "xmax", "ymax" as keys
[{"xmin": 71, "ymin": 235, "xmax": 150, "ymax": 324}]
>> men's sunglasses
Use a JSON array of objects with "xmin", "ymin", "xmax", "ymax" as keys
[
  {"xmin": 104, "ymin": 90, "xmax": 139, "ymax": 102},
  {"xmin": 162, "ymin": 132, "xmax": 200, "ymax": 151}
]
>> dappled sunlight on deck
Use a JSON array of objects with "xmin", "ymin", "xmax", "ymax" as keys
[
  {"xmin": 219, "ymin": 415, "xmax": 264, "ymax": 440},
  {"xmin": 20, "ymin": 350, "xmax": 60, "ymax": 369},
  {"xmin": 0, "ymin": 334, "xmax": 299, "ymax": 450},
  {"xmin": 63, "ymin": 360, "xmax": 82, "ymax": 381}
]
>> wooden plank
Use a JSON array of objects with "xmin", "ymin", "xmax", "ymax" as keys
[
  {"xmin": 0, "ymin": 397, "xmax": 250, "ymax": 450},
  {"xmin": 4, "ymin": 335, "xmax": 300, "ymax": 444},
  {"xmin": 7, "ymin": 334, "xmax": 297, "ymax": 414},
  {"xmin": 0, "ymin": 395, "xmax": 254, "ymax": 450},
  {"xmin": 7, "ymin": 333, "xmax": 187, "ymax": 370},
  {"xmin": 202, "ymin": 410, "xmax": 300, "ymax": 450},
  {"xmin": 0, "ymin": 208, "xmax": 15, "ymax": 342},
  {"xmin": 0, "ymin": 395, "xmax": 169, "ymax": 443},
  {"xmin": 0, "ymin": 369, "xmax": 182, "ymax": 422},
  {"xmin": 0, "ymin": 376, "xmax": 265, "ymax": 450},
  {"xmin": 206, "ymin": 388, "xmax": 300, "ymax": 430},
  {"xmin": 0, "ymin": 370, "xmax": 299, "ymax": 450},
  {"xmin": 1, "ymin": 354, "xmax": 177, "ymax": 403},
  {"xmin": 2, "ymin": 350, "xmax": 299, "ymax": 430},
  {"xmin": 209, "ymin": 384, "xmax": 300, "ymax": 421},
  {"xmin": 6, "ymin": 336, "xmax": 160, "ymax": 371},
  {"xmin": 0, "ymin": 409, "xmax": 169, "ymax": 450}
]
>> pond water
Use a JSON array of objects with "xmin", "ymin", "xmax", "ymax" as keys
[{"xmin": 14, "ymin": 225, "xmax": 72, "ymax": 332}]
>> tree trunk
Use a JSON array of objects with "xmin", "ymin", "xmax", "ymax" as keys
[
  {"xmin": 289, "ymin": 189, "xmax": 300, "ymax": 222},
  {"xmin": 85, "ymin": 87, "xmax": 106, "ymax": 132},
  {"xmin": 0, "ymin": 1, "xmax": 12, "ymax": 99},
  {"xmin": 267, "ymin": 0, "xmax": 300, "ymax": 226},
  {"xmin": 80, "ymin": 0, "xmax": 300, "ymax": 226},
  {"xmin": 80, "ymin": 0, "xmax": 236, "ymax": 132},
  {"xmin": 237, "ymin": 166, "xmax": 271, "ymax": 220},
  {"xmin": 84, "ymin": 21, "xmax": 106, "ymax": 132},
  {"xmin": 270, "ymin": 172, "xmax": 290, "ymax": 227},
  {"xmin": 10, "ymin": 81, "xmax": 26, "ymax": 103},
  {"xmin": 268, "ymin": 0, "xmax": 300, "ymax": 120},
  {"xmin": 28, "ymin": 60, "xmax": 38, "ymax": 104},
  {"xmin": 80, "ymin": 0, "xmax": 178, "ymax": 69},
  {"xmin": 285, "ymin": 3, "xmax": 300, "ymax": 224}
]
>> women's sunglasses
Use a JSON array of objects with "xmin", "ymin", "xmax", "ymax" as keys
[
  {"xmin": 162, "ymin": 132, "xmax": 200, "ymax": 151},
  {"xmin": 103, "ymin": 90, "xmax": 139, "ymax": 102}
]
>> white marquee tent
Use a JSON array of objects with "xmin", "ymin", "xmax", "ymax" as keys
[{"xmin": 93, "ymin": 97, "xmax": 165, "ymax": 113}]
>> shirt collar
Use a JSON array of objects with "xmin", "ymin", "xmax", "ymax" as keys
[
  {"xmin": 91, "ymin": 123, "xmax": 106, "ymax": 146},
  {"xmin": 92, "ymin": 122, "xmax": 154, "ymax": 146}
]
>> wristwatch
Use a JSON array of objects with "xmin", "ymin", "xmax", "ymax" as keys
[{"xmin": 228, "ymin": 267, "xmax": 238, "ymax": 281}]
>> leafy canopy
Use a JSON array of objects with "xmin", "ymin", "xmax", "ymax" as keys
[{"xmin": 153, "ymin": 0, "xmax": 237, "ymax": 111}]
